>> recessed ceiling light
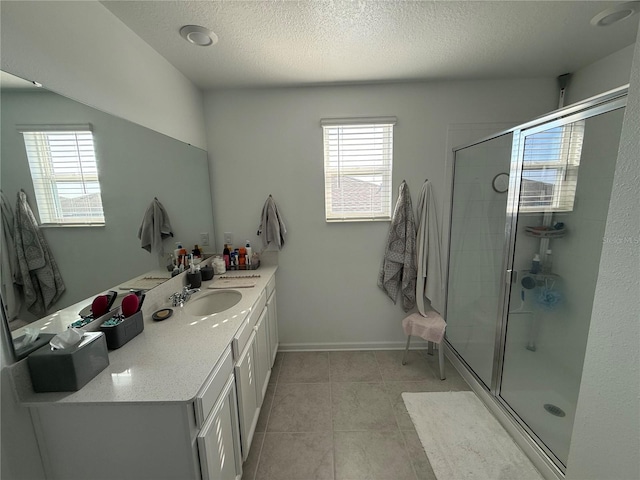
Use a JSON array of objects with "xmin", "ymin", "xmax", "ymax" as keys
[
  {"xmin": 590, "ymin": 1, "xmax": 640, "ymax": 27},
  {"xmin": 180, "ymin": 25, "xmax": 218, "ymax": 46}
]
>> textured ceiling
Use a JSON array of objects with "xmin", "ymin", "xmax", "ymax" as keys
[{"xmin": 101, "ymin": 1, "xmax": 639, "ymax": 90}]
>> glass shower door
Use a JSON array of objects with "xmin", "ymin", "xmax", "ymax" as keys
[
  {"xmin": 499, "ymin": 105, "xmax": 626, "ymax": 467},
  {"xmin": 446, "ymin": 133, "xmax": 512, "ymax": 387}
]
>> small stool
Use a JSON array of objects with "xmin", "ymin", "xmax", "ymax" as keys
[{"xmin": 402, "ymin": 312, "xmax": 446, "ymax": 380}]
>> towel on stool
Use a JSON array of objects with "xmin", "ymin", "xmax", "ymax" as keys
[{"xmin": 403, "ymin": 312, "xmax": 446, "ymax": 344}]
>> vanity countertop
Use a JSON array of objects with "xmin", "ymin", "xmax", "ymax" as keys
[{"xmin": 10, "ymin": 265, "xmax": 278, "ymax": 406}]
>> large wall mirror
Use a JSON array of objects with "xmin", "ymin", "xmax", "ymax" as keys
[{"xmin": 1, "ymin": 71, "xmax": 214, "ymax": 359}]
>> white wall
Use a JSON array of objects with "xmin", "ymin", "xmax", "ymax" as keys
[
  {"xmin": 566, "ymin": 43, "xmax": 636, "ymax": 105},
  {"xmin": 566, "ymin": 22, "xmax": 640, "ymax": 480},
  {"xmin": 0, "ymin": 0, "xmax": 207, "ymax": 149},
  {"xmin": 204, "ymin": 79, "xmax": 557, "ymax": 349}
]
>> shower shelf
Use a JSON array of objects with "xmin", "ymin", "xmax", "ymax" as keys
[{"xmin": 525, "ymin": 226, "xmax": 567, "ymax": 238}]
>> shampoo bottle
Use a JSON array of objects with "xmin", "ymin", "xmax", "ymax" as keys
[
  {"xmin": 223, "ymin": 244, "xmax": 230, "ymax": 268},
  {"xmin": 531, "ymin": 254, "xmax": 541, "ymax": 274}
]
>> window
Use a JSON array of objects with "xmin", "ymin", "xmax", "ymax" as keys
[
  {"xmin": 321, "ymin": 117, "xmax": 395, "ymax": 222},
  {"xmin": 20, "ymin": 125, "xmax": 105, "ymax": 225},
  {"xmin": 519, "ymin": 120, "xmax": 584, "ymax": 213}
]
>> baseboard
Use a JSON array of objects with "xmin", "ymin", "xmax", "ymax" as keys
[{"xmin": 278, "ymin": 340, "xmax": 431, "ymax": 352}]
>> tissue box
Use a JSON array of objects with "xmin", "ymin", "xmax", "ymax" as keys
[
  {"xmin": 100, "ymin": 310, "xmax": 144, "ymax": 350},
  {"xmin": 27, "ymin": 332, "xmax": 109, "ymax": 393}
]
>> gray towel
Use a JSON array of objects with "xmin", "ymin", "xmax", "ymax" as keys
[
  {"xmin": 14, "ymin": 190, "xmax": 65, "ymax": 316},
  {"xmin": 138, "ymin": 197, "xmax": 174, "ymax": 256},
  {"xmin": 416, "ymin": 180, "xmax": 444, "ymax": 315},
  {"xmin": 1, "ymin": 192, "xmax": 22, "ymax": 320},
  {"xmin": 257, "ymin": 195, "xmax": 287, "ymax": 250},
  {"xmin": 378, "ymin": 181, "xmax": 417, "ymax": 312}
]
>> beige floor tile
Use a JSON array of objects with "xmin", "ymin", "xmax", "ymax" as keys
[
  {"xmin": 329, "ymin": 351, "xmax": 382, "ymax": 382},
  {"xmin": 375, "ymin": 350, "xmax": 434, "ymax": 382},
  {"xmin": 331, "ymin": 382, "xmax": 397, "ymax": 431},
  {"xmin": 384, "ymin": 381, "xmax": 439, "ymax": 431},
  {"xmin": 401, "ymin": 430, "xmax": 437, "ymax": 480},
  {"xmin": 334, "ymin": 431, "xmax": 416, "ymax": 480},
  {"xmin": 241, "ymin": 432, "xmax": 264, "ymax": 480},
  {"xmin": 278, "ymin": 352, "xmax": 330, "ymax": 384},
  {"xmin": 255, "ymin": 432, "xmax": 334, "ymax": 480},
  {"xmin": 267, "ymin": 383, "xmax": 332, "ymax": 432},
  {"xmin": 422, "ymin": 357, "xmax": 472, "ymax": 391}
]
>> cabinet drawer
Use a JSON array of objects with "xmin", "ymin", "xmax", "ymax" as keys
[
  {"xmin": 232, "ymin": 290, "xmax": 266, "ymax": 359},
  {"xmin": 194, "ymin": 346, "xmax": 233, "ymax": 428},
  {"xmin": 266, "ymin": 275, "xmax": 276, "ymax": 299}
]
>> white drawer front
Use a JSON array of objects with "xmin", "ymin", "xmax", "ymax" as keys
[
  {"xmin": 195, "ymin": 346, "xmax": 233, "ymax": 428},
  {"xmin": 266, "ymin": 276, "xmax": 276, "ymax": 299}
]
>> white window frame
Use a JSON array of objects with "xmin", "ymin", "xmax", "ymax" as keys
[
  {"xmin": 19, "ymin": 124, "xmax": 105, "ymax": 226},
  {"xmin": 321, "ymin": 116, "xmax": 396, "ymax": 222},
  {"xmin": 519, "ymin": 120, "xmax": 584, "ymax": 213}
]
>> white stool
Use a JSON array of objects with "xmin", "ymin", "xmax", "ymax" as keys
[{"xmin": 402, "ymin": 312, "xmax": 446, "ymax": 380}]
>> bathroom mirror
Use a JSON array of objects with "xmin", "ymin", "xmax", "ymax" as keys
[{"xmin": 1, "ymin": 71, "xmax": 214, "ymax": 348}]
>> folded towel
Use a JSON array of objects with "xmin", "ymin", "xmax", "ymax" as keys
[
  {"xmin": 415, "ymin": 180, "xmax": 445, "ymax": 315},
  {"xmin": 378, "ymin": 181, "xmax": 417, "ymax": 312},
  {"xmin": 14, "ymin": 190, "xmax": 65, "ymax": 316},
  {"xmin": 403, "ymin": 311, "xmax": 446, "ymax": 344},
  {"xmin": 138, "ymin": 197, "xmax": 174, "ymax": 256},
  {"xmin": 1, "ymin": 191, "xmax": 22, "ymax": 320},
  {"xmin": 257, "ymin": 195, "xmax": 287, "ymax": 250}
]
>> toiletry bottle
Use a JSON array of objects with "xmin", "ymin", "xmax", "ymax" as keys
[
  {"xmin": 245, "ymin": 241, "xmax": 252, "ymax": 264},
  {"xmin": 531, "ymin": 254, "xmax": 541, "ymax": 274},
  {"xmin": 238, "ymin": 247, "xmax": 247, "ymax": 266},
  {"xmin": 223, "ymin": 244, "xmax": 230, "ymax": 268},
  {"xmin": 193, "ymin": 244, "xmax": 201, "ymax": 258},
  {"xmin": 543, "ymin": 249, "xmax": 553, "ymax": 274},
  {"xmin": 174, "ymin": 243, "xmax": 183, "ymax": 262}
]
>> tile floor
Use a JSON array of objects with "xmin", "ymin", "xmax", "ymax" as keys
[{"xmin": 241, "ymin": 349, "xmax": 472, "ymax": 480}]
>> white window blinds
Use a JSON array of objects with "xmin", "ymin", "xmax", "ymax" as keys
[
  {"xmin": 20, "ymin": 125, "xmax": 105, "ymax": 225},
  {"xmin": 322, "ymin": 117, "xmax": 396, "ymax": 222},
  {"xmin": 520, "ymin": 121, "xmax": 584, "ymax": 213}
]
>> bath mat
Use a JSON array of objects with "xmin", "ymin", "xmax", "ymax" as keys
[{"xmin": 403, "ymin": 391, "xmax": 543, "ymax": 480}]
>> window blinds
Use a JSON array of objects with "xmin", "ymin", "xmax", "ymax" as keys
[
  {"xmin": 20, "ymin": 126, "xmax": 105, "ymax": 225},
  {"xmin": 321, "ymin": 117, "xmax": 396, "ymax": 222},
  {"xmin": 520, "ymin": 121, "xmax": 584, "ymax": 212}
]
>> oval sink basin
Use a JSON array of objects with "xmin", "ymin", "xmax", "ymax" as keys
[{"xmin": 185, "ymin": 290, "xmax": 242, "ymax": 316}]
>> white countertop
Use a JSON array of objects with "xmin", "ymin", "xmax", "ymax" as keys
[{"xmin": 10, "ymin": 264, "xmax": 277, "ymax": 406}]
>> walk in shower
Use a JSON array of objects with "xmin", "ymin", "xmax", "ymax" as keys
[{"xmin": 445, "ymin": 86, "xmax": 628, "ymax": 474}]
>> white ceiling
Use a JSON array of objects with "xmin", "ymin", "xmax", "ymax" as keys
[{"xmin": 101, "ymin": 1, "xmax": 639, "ymax": 90}]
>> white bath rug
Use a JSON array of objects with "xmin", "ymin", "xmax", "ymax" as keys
[{"xmin": 403, "ymin": 391, "xmax": 544, "ymax": 480}]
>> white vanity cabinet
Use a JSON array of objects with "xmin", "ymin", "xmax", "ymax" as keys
[
  {"xmin": 14, "ymin": 267, "xmax": 279, "ymax": 480},
  {"xmin": 232, "ymin": 289, "xmax": 267, "ymax": 460},
  {"xmin": 30, "ymin": 346, "xmax": 243, "ymax": 480},
  {"xmin": 197, "ymin": 374, "xmax": 242, "ymax": 480},
  {"xmin": 266, "ymin": 277, "xmax": 279, "ymax": 365}
]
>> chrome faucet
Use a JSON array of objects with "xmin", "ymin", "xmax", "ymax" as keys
[{"xmin": 169, "ymin": 286, "xmax": 200, "ymax": 307}]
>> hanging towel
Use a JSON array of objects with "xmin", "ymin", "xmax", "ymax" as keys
[
  {"xmin": 1, "ymin": 192, "xmax": 22, "ymax": 320},
  {"xmin": 257, "ymin": 195, "xmax": 287, "ymax": 250},
  {"xmin": 416, "ymin": 180, "xmax": 445, "ymax": 316},
  {"xmin": 14, "ymin": 190, "xmax": 65, "ymax": 316},
  {"xmin": 378, "ymin": 181, "xmax": 417, "ymax": 312},
  {"xmin": 138, "ymin": 197, "xmax": 174, "ymax": 256}
]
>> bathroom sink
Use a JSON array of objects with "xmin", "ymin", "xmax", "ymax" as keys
[{"xmin": 185, "ymin": 290, "xmax": 242, "ymax": 316}]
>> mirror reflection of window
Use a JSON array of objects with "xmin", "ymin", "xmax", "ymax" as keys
[
  {"xmin": 520, "ymin": 121, "xmax": 585, "ymax": 212},
  {"xmin": 20, "ymin": 127, "xmax": 105, "ymax": 225}
]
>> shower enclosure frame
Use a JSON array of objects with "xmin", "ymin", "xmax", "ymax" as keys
[{"xmin": 444, "ymin": 85, "xmax": 629, "ymax": 477}]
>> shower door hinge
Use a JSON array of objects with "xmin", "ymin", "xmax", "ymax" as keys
[{"xmin": 506, "ymin": 269, "xmax": 514, "ymax": 285}]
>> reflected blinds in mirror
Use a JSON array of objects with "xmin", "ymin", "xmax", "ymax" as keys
[{"xmin": 19, "ymin": 125, "xmax": 105, "ymax": 225}]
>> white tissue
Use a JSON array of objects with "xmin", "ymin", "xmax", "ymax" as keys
[
  {"xmin": 14, "ymin": 328, "xmax": 40, "ymax": 349},
  {"xmin": 50, "ymin": 328, "xmax": 84, "ymax": 350}
]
